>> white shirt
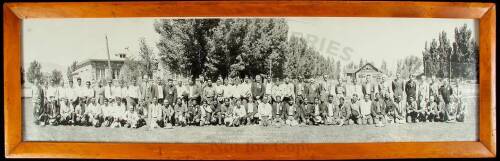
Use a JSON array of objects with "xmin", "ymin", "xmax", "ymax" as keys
[
  {"xmin": 327, "ymin": 103, "xmax": 334, "ymax": 116},
  {"xmin": 57, "ymin": 87, "xmax": 66, "ymax": 99},
  {"xmin": 157, "ymin": 85, "xmax": 164, "ymax": 99},
  {"xmin": 234, "ymin": 106, "xmax": 247, "ymax": 117},
  {"xmin": 176, "ymin": 85, "xmax": 186, "ymax": 98},
  {"xmin": 258, "ymin": 103, "xmax": 272, "ymax": 118},
  {"xmin": 111, "ymin": 86, "xmax": 121, "ymax": 98},
  {"xmin": 84, "ymin": 87, "xmax": 94, "ymax": 98},
  {"xmin": 127, "ymin": 85, "xmax": 140, "ymax": 98},
  {"xmin": 46, "ymin": 86, "xmax": 58, "ymax": 99},
  {"xmin": 265, "ymin": 82, "xmax": 274, "ymax": 95},
  {"xmin": 65, "ymin": 87, "xmax": 76, "ymax": 100},
  {"xmin": 60, "ymin": 101, "xmax": 72, "ymax": 114},
  {"xmin": 314, "ymin": 104, "xmax": 320, "ymax": 116},
  {"xmin": 288, "ymin": 104, "xmax": 295, "ymax": 116},
  {"xmin": 104, "ymin": 86, "xmax": 112, "ymax": 98},
  {"xmin": 360, "ymin": 100, "xmax": 372, "ymax": 116},
  {"xmin": 120, "ymin": 87, "xmax": 127, "ymax": 98},
  {"xmin": 247, "ymin": 103, "xmax": 254, "ymax": 113},
  {"xmin": 75, "ymin": 85, "xmax": 85, "ymax": 97},
  {"xmin": 239, "ymin": 83, "xmax": 251, "ymax": 97}
]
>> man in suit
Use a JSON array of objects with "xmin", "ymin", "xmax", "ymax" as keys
[
  {"xmin": 439, "ymin": 79, "xmax": 453, "ymax": 105},
  {"xmin": 163, "ymin": 78, "xmax": 177, "ymax": 107},
  {"xmin": 251, "ymin": 75, "xmax": 266, "ymax": 101},
  {"xmin": 392, "ymin": 73, "xmax": 405, "ymax": 102},
  {"xmin": 140, "ymin": 75, "xmax": 153, "ymax": 103},
  {"xmin": 371, "ymin": 93, "xmax": 386, "ymax": 127},
  {"xmin": 151, "ymin": 78, "xmax": 164, "ymax": 103},
  {"xmin": 32, "ymin": 78, "xmax": 45, "ymax": 125},
  {"xmin": 319, "ymin": 75, "xmax": 331, "ymax": 102},
  {"xmin": 405, "ymin": 74, "xmax": 417, "ymax": 104}
]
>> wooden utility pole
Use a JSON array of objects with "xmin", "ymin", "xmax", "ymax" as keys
[{"xmin": 105, "ymin": 35, "xmax": 112, "ymax": 80}]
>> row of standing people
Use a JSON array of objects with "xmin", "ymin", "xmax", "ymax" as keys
[{"xmin": 31, "ymin": 73, "xmax": 465, "ymax": 127}]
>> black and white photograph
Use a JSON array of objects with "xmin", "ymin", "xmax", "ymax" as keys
[{"xmin": 22, "ymin": 17, "xmax": 479, "ymax": 143}]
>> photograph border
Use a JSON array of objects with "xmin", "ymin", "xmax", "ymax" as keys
[{"xmin": 3, "ymin": 1, "xmax": 496, "ymax": 159}]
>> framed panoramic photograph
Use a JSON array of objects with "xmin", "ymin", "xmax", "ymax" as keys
[{"xmin": 3, "ymin": 0, "xmax": 496, "ymax": 159}]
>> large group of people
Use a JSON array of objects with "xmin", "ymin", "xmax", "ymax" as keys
[{"xmin": 30, "ymin": 72, "xmax": 468, "ymax": 129}]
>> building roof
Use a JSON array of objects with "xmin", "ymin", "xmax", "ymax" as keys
[{"xmin": 353, "ymin": 63, "xmax": 383, "ymax": 74}]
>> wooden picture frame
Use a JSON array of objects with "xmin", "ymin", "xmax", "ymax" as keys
[{"xmin": 3, "ymin": 1, "xmax": 496, "ymax": 159}]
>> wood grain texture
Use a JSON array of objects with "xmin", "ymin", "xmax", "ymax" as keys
[
  {"xmin": 3, "ymin": 1, "xmax": 496, "ymax": 159},
  {"xmin": 479, "ymin": 5, "xmax": 496, "ymax": 156},
  {"xmin": 3, "ymin": 3, "xmax": 22, "ymax": 156},
  {"xmin": 5, "ymin": 1, "xmax": 492, "ymax": 18}
]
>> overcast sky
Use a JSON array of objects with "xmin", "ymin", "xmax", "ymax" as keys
[{"xmin": 22, "ymin": 17, "xmax": 477, "ymax": 73}]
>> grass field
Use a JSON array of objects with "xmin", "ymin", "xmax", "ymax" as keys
[{"xmin": 22, "ymin": 86, "xmax": 478, "ymax": 143}]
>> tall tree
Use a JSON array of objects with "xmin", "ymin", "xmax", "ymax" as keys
[
  {"xmin": 50, "ymin": 69, "xmax": 63, "ymax": 85},
  {"xmin": 399, "ymin": 55, "xmax": 423, "ymax": 78},
  {"xmin": 138, "ymin": 37, "xmax": 156, "ymax": 78},
  {"xmin": 66, "ymin": 61, "xmax": 78, "ymax": 82},
  {"xmin": 119, "ymin": 57, "xmax": 143, "ymax": 84},
  {"xmin": 422, "ymin": 24, "xmax": 478, "ymax": 80},
  {"xmin": 155, "ymin": 19, "xmax": 219, "ymax": 80},
  {"xmin": 27, "ymin": 60, "xmax": 43, "ymax": 84}
]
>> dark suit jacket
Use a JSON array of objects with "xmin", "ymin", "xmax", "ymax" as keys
[
  {"xmin": 271, "ymin": 103, "xmax": 284, "ymax": 118},
  {"xmin": 163, "ymin": 85, "xmax": 177, "ymax": 104},
  {"xmin": 439, "ymin": 85, "xmax": 453, "ymax": 104},
  {"xmin": 251, "ymin": 82, "xmax": 265, "ymax": 99},
  {"xmin": 140, "ymin": 83, "xmax": 153, "ymax": 100},
  {"xmin": 371, "ymin": 100, "xmax": 386, "ymax": 116},
  {"xmin": 319, "ymin": 103, "xmax": 328, "ymax": 115},
  {"xmin": 151, "ymin": 84, "xmax": 162, "ymax": 99}
]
